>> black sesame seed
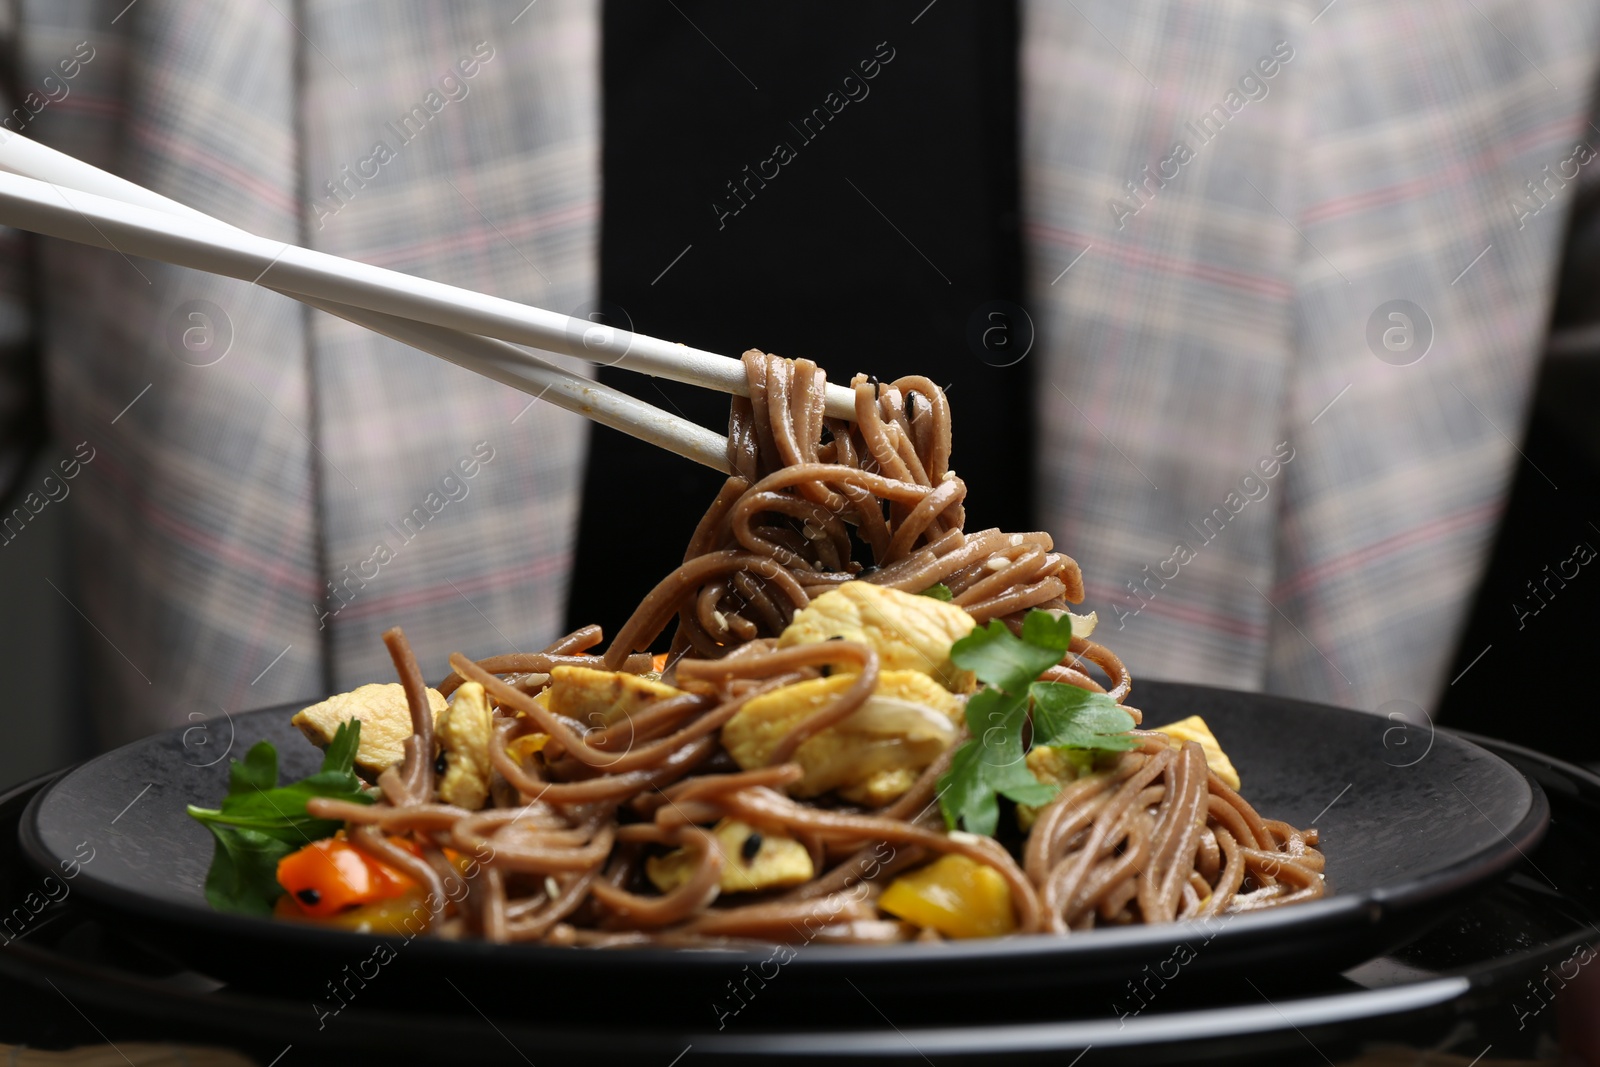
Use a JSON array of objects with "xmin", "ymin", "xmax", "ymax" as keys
[
  {"xmin": 296, "ymin": 888, "xmax": 321, "ymax": 906},
  {"xmin": 741, "ymin": 833, "xmax": 763, "ymax": 863},
  {"xmin": 434, "ymin": 754, "xmax": 449, "ymax": 775}
]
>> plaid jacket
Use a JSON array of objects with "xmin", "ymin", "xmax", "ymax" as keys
[{"xmin": 2, "ymin": 1, "xmax": 1596, "ymax": 743}]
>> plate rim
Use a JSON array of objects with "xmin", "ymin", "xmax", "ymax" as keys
[{"xmin": 17, "ymin": 682, "xmax": 1549, "ymax": 971}]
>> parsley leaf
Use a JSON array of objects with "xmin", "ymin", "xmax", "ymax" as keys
[
  {"xmin": 1029, "ymin": 682, "xmax": 1139, "ymax": 752},
  {"xmin": 198, "ymin": 824, "xmax": 292, "ymax": 918},
  {"xmin": 950, "ymin": 617, "xmax": 1069, "ymax": 694},
  {"xmin": 937, "ymin": 742, "xmax": 1000, "ymax": 839},
  {"xmin": 323, "ymin": 715, "xmax": 362, "ymax": 777},
  {"xmin": 230, "ymin": 737, "xmax": 278, "ymax": 793},
  {"xmin": 937, "ymin": 611, "xmax": 1137, "ymax": 834},
  {"xmin": 1020, "ymin": 610, "xmax": 1075, "ymax": 659},
  {"xmin": 968, "ymin": 688, "xmax": 1060, "ymax": 781},
  {"xmin": 920, "ymin": 583, "xmax": 954, "ymax": 601},
  {"xmin": 187, "ymin": 720, "xmax": 372, "ymax": 914}
]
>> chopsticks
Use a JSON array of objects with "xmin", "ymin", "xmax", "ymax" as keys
[
  {"xmin": 0, "ymin": 132, "xmax": 859, "ymax": 470},
  {"xmin": 0, "ymin": 144, "xmax": 729, "ymax": 471}
]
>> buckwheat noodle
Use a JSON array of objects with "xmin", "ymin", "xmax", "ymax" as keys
[{"xmin": 305, "ymin": 352, "xmax": 1323, "ymax": 944}]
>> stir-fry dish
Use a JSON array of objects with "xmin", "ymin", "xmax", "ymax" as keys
[{"xmin": 189, "ymin": 352, "xmax": 1325, "ymax": 945}]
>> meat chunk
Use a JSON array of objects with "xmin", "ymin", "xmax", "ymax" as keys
[
  {"xmin": 546, "ymin": 666, "xmax": 685, "ymax": 728},
  {"xmin": 720, "ymin": 669, "xmax": 962, "ymax": 806},
  {"xmin": 290, "ymin": 682, "xmax": 445, "ymax": 780},
  {"xmin": 778, "ymin": 581, "xmax": 979, "ymax": 693},
  {"xmin": 646, "ymin": 818, "xmax": 814, "ymax": 894},
  {"xmin": 436, "ymin": 682, "xmax": 495, "ymax": 810}
]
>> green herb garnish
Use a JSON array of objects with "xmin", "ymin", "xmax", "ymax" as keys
[
  {"xmin": 920, "ymin": 583, "xmax": 954, "ymax": 601},
  {"xmin": 937, "ymin": 611, "xmax": 1137, "ymax": 835},
  {"xmin": 187, "ymin": 720, "xmax": 371, "ymax": 915},
  {"xmin": 1031, "ymin": 683, "xmax": 1141, "ymax": 752}
]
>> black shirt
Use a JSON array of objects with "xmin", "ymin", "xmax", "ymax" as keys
[{"xmin": 568, "ymin": 0, "xmax": 1027, "ymax": 640}]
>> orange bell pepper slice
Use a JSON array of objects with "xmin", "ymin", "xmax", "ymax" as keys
[{"xmin": 275, "ymin": 835, "xmax": 416, "ymax": 918}]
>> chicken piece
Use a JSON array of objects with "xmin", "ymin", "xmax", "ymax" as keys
[
  {"xmin": 1025, "ymin": 745, "xmax": 1097, "ymax": 790},
  {"xmin": 721, "ymin": 669, "xmax": 962, "ymax": 806},
  {"xmin": 849, "ymin": 767, "xmax": 919, "ymax": 807},
  {"xmin": 646, "ymin": 818, "xmax": 814, "ymax": 894},
  {"xmin": 291, "ymin": 682, "xmax": 446, "ymax": 780},
  {"xmin": 436, "ymin": 682, "xmax": 495, "ymax": 810},
  {"xmin": 1152, "ymin": 715, "xmax": 1240, "ymax": 789},
  {"xmin": 546, "ymin": 665, "xmax": 685, "ymax": 728},
  {"xmin": 778, "ymin": 581, "xmax": 980, "ymax": 693}
]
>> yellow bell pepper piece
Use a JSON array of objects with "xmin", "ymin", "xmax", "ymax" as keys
[
  {"xmin": 878, "ymin": 854, "xmax": 1017, "ymax": 939},
  {"xmin": 503, "ymin": 690, "xmax": 551, "ymax": 761},
  {"xmin": 507, "ymin": 732, "xmax": 548, "ymax": 761},
  {"xmin": 274, "ymin": 885, "xmax": 432, "ymax": 936},
  {"xmin": 1151, "ymin": 714, "xmax": 1240, "ymax": 789}
]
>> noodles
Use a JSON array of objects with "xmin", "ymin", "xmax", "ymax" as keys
[
  {"xmin": 617, "ymin": 354, "xmax": 1087, "ymax": 667},
  {"xmin": 269, "ymin": 351, "xmax": 1323, "ymax": 944}
]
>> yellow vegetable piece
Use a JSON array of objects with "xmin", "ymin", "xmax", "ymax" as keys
[
  {"xmin": 778, "ymin": 581, "xmax": 979, "ymax": 693},
  {"xmin": 646, "ymin": 819, "xmax": 814, "ymax": 894},
  {"xmin": 274, "ymin": 886, "xmax": 433, "ymax": 936},
  {"xmin": 720, "ymin": 670, "xmax": 962, "ymax": 806},
  {"xmin": 878, "ymin": 854, "xmax": 1017, "ymax": 939},
  {"xmin": 507, "ymin": 732, "xmax": 548, "ymax": 761},
  {"xmin": 1152, "ymin": 715, "xmax": 1240, "ymax": 790}
]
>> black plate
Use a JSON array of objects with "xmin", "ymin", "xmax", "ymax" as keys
[
  {"xmin": 6, "ymin": 732, "xmax": 1598, "ymax": 1065},
  {"xmin": 18, "ymin": 682, "xmax": 1547, "ymax": 1030}
]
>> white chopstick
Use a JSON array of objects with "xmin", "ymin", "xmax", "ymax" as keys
[
  {"xmin": 302, "ymin": 298, "xmax": 734, "ymax": 471},
  {"xmin": 0, "ymin": 132, "xmax": 733, "ymax": 471},
  {"xmin": 0, "ymin": 140, "xmax": 858, "ymax": 421}
]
